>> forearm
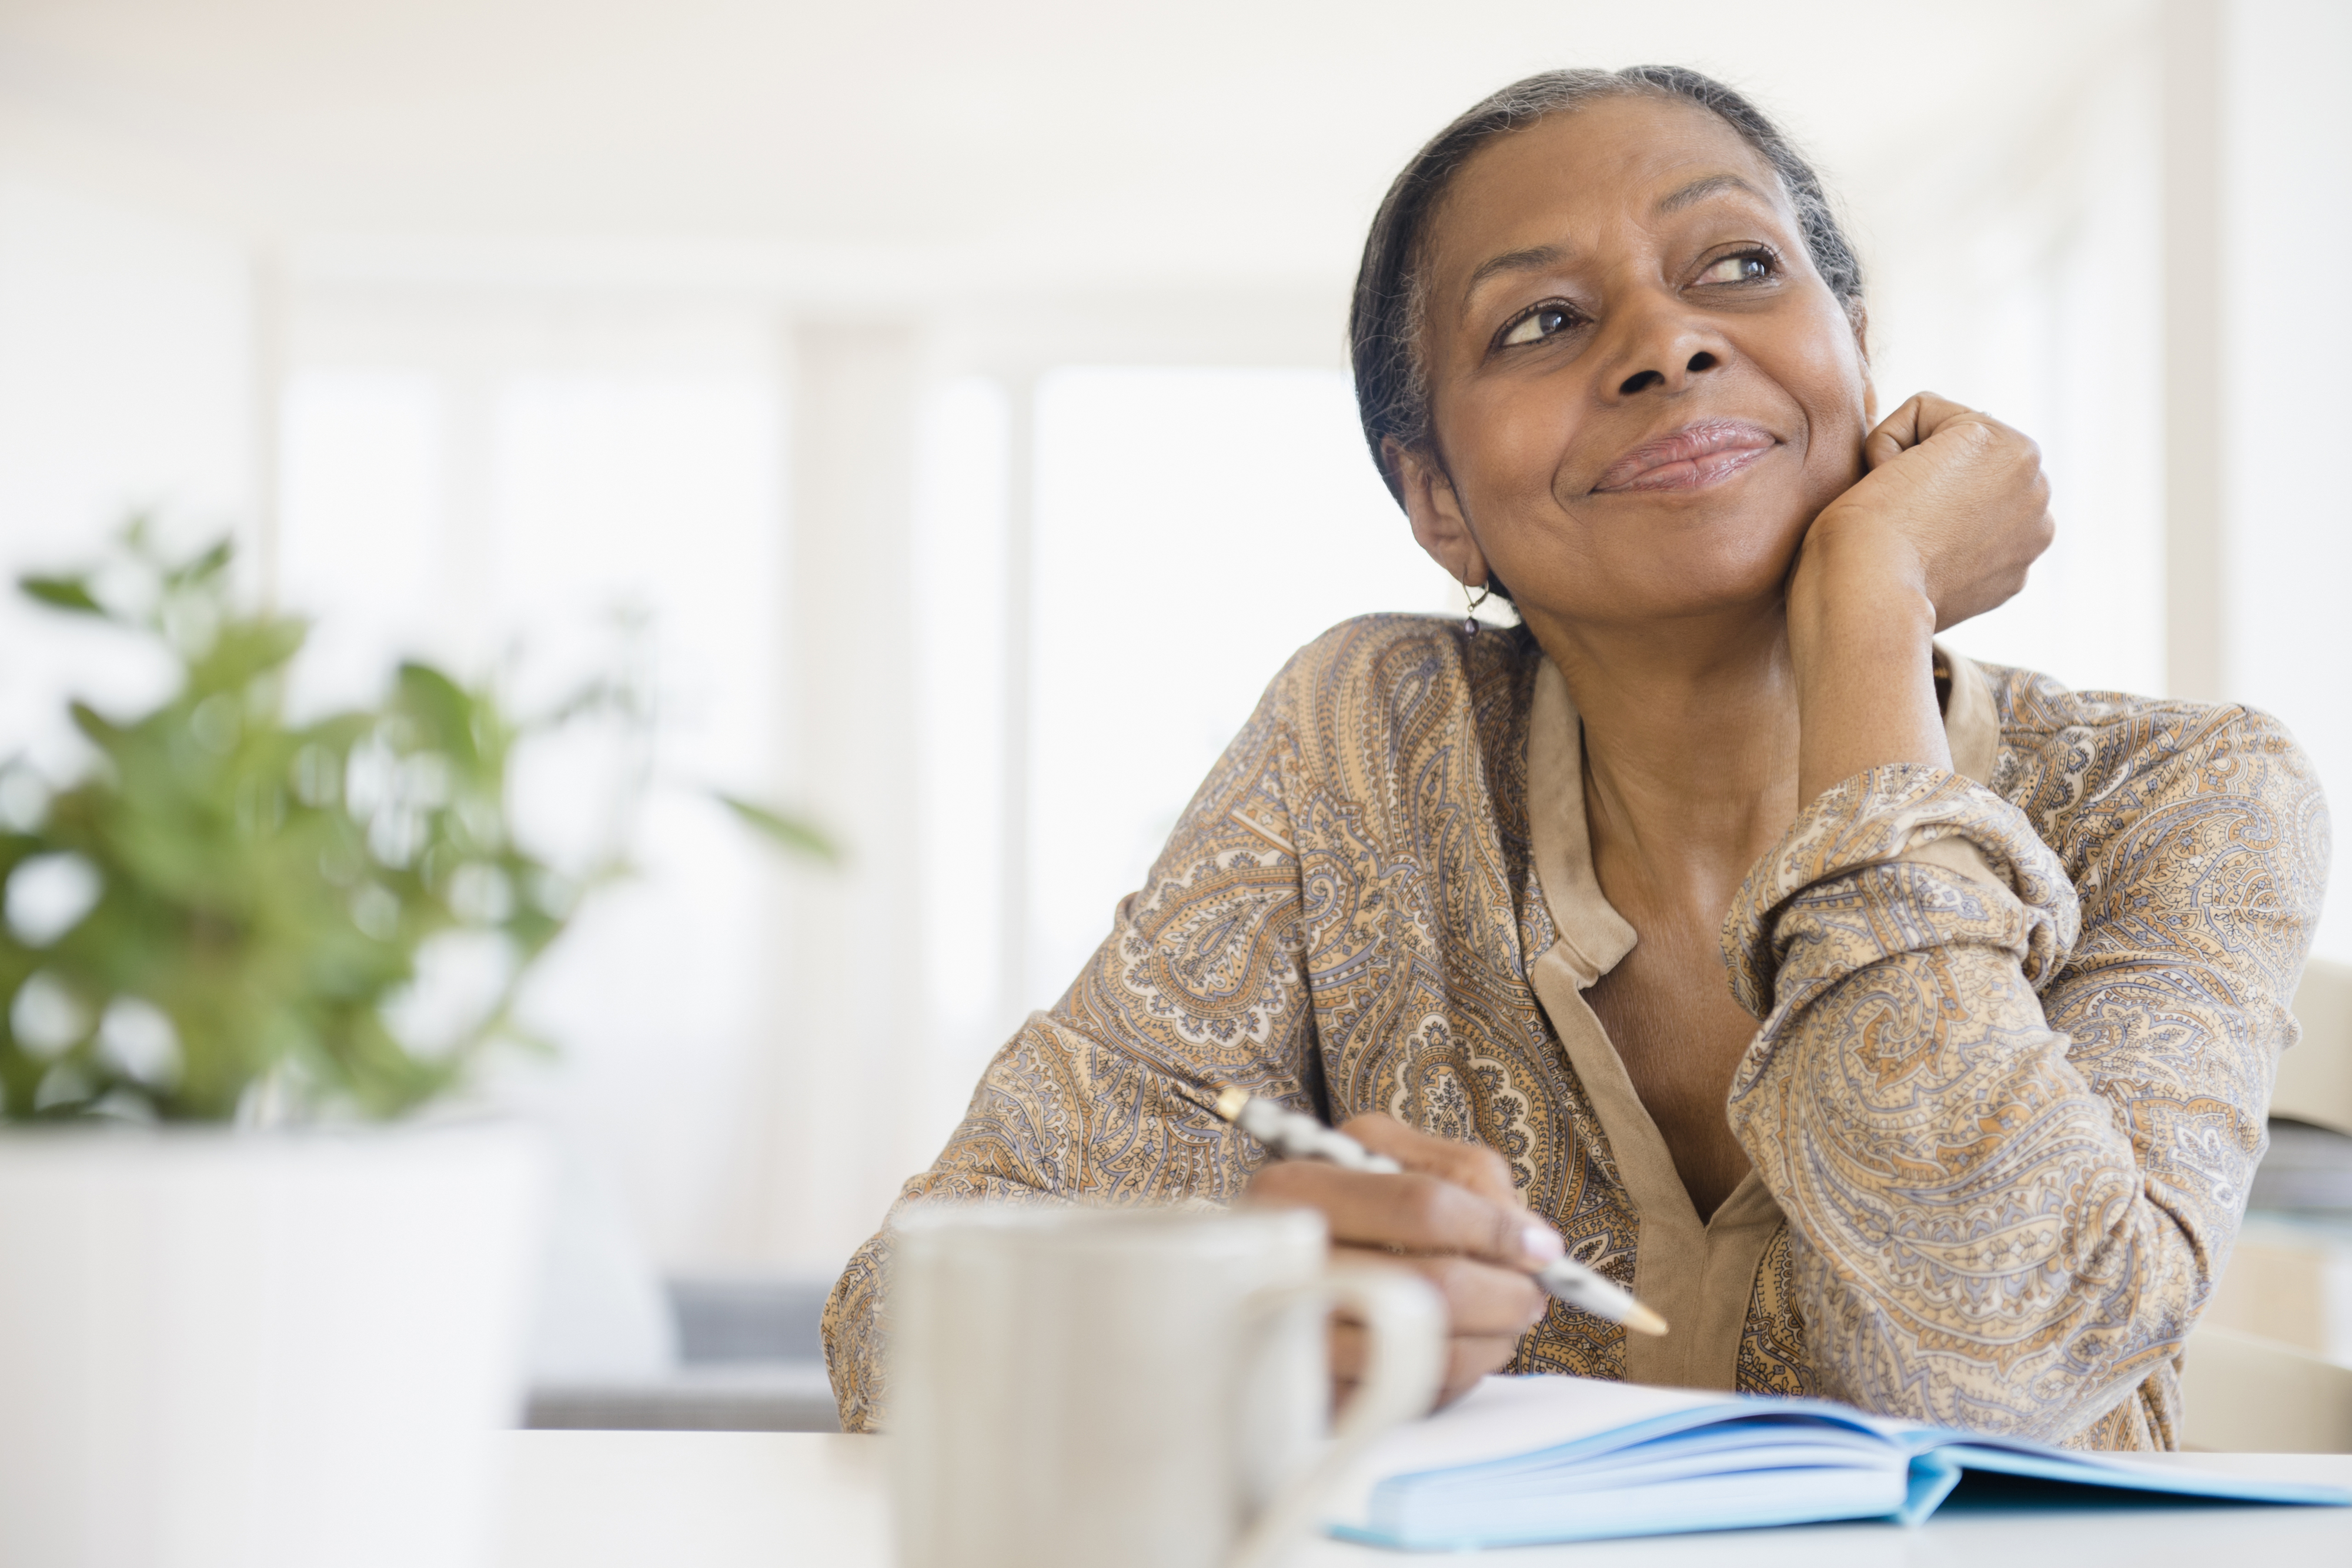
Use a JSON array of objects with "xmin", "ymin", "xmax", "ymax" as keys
[{"xmin": 1786, "ymin": 521, "xmax": 1950, "ymax": 804}]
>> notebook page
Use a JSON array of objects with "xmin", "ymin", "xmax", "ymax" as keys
[{"xmin": 1323, "ymin": 1375, "xmax": 1730, "ymax": 1526}]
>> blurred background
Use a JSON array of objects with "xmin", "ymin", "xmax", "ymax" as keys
[{"xmin": 1, "ymin": 0, "xmax": 2346, "ymax": 1427}]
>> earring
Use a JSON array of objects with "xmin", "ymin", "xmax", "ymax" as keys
[{"xmin": 1460, "ymin": 574, "xmax": 1493, "ymax": 637}]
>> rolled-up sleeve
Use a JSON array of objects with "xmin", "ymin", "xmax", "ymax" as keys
[
  {"xmin": 1720, "ymin": 707, "xmax": 2327, "ymax": 1443},
  {"xmin": 821, "ymin": 669, "xmax": 1322, "ymax": 1432}
]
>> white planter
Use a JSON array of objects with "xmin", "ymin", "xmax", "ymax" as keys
[{"xmin": 0, "ymin": 1121, "xmax": 549, "ymax": 1568}]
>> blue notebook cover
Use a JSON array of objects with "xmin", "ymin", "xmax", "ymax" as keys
[{"xmin": 1323, "ymin": 1375, "xmax": 2351, "ymax": 1550}]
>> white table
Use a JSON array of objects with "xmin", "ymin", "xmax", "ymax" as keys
[{"xmin": 495, "ymin": 1430, "xmax": 2352, "ymax": 1567}]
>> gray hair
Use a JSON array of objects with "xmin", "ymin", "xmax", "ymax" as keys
[{"xmin": 1347, "ymin": 66, "xmax": 1866, "ymax": 512}]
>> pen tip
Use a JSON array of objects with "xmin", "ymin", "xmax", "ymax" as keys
[
  {"xmin": 1625, "ymin": 1303, "xmax": 1670, "ymax": 1338},
  {"xmin": 1212, "ymin": 1086, "xmax": 1248, "ymax": 1124}
]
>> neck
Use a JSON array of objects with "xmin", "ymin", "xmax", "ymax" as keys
[{"xmin": 1526, "ymin": 603, "xmax": 1803, "ymax": 910}]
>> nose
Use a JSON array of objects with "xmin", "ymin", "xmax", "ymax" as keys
[
  {"xmin": 1617, "ymin": 350, "xmax": 1719, "ymax": 397},
  {"xmin": 1599, "ymin": 294, "xmax": 1729, "ymax": 399}
]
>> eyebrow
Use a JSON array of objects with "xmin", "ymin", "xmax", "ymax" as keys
[
  {"xmin": 1461, "ymin": 244, "xmax": 1569, "ymax": 306},
  {"xmin": 1655, "ymin": 173, "xmax": 1772, "ymax": 214},
  {"xmin": 1457, "ymin": 175, "xmax": 1779, "ymax": 308}
]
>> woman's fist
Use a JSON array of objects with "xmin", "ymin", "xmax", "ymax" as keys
[
  {"xmin": 1802, "ymin": 392, "xmax": 2055, "ymax": 631},
  {"xmin": 1244, "ymin": 1113, "xmax": 1558, "ymax": 1410}
]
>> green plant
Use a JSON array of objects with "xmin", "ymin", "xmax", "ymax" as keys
[{"xmin": 0, "ymin": 524, "xmax": 823, "ymax": 1124}]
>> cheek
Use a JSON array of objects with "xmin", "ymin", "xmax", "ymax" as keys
[
  {"xmin": 1775, "ymin": 313, "xmax": 1871, "ymax": 496},
  {"xmin": 1436, "ymin": 382, "xmax": 1606, "ymax": 591},
  {"xmin": 1446, "ymin": 377, "xmax": 1581, "ymax": 513}
]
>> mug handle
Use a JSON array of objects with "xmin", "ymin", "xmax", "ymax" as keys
[{"xmin": 1227, "ymin": 1265, "xmax": 1445, "ymax": 1568}]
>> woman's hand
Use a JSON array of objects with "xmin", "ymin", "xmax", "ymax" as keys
[
  {"xmin": 1805, "ymin": 392, "xmax": 2056, "ymax": 633},
  {"xmin": 1786, "ymin": 393, "xmax": 2055, "ymax": 803},
  {"xmin": 1244, "ymin": 1113, "xmax": 1558, "ymax": 1410}
]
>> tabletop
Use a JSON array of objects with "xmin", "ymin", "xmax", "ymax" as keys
[{"xmin": 493, "ymin": 1430, "xmax": 2352, "ymax": 1568}]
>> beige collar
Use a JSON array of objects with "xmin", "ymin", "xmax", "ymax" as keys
[
  {"xmin": 1936, "ymin": 645, "xmax": 2002, "ymax": 786},
  {"xmin": 1520, "ymin": 644, "xmax": 2000, "ymax": 1389},
  {"xmin": 1529, "ymin": 643, "xmax": 1999, "ymax": 985}
]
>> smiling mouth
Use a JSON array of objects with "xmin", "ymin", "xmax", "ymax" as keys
[{"xmin": 1592, "ymin": 420, "xmax": 1778, "ymax": 493}]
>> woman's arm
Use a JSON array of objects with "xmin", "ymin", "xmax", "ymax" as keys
[
  {"xmin": 1721, "ymin": 714, "xmax": 2323, "ymax": 1441},
  {"xmin": 1786, "ymin": 393, "xmax": 2052, "ymax": 804},
  {"xmin": 1739, "ymin": 398, "xmax": 2326, "ymax": 1439}
]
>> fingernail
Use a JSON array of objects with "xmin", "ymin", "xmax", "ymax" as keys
[{"xmin": 1520, "ymin": 1223, "xmax": 1564, "ymax": 1266}]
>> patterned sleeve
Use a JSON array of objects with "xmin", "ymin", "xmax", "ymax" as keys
[
  {"xmin": 1719, "ymin": 707, "xmax": 2327, "ymax": 1443},
  {"xmin": 820, "ymin": 666, "xmax": 1324, "ymax": 1432}
]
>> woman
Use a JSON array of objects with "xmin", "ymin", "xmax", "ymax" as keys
[{"xmin": 823, "ymin": 66, "xmax": 2326, "ymax": 1449}]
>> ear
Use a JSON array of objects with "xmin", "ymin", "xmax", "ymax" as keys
[
  {"xmin": 1847, "ymin": 302, "xmax": 1877, "ymax": 427},
  {"xmin": 1385, "ymin": 437, "xmax": 1491, "ymax": 589}
]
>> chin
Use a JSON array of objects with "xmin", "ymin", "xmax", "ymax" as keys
[
  {"xmin": 1655, "ymin": 543, "xmax": 1804, "ymax": 614},
  {"xmin": 1504, "ymin": 497, "xmax": 1811, "ymax": 628},
  {"xmin": 1617, "ymin": 534, "xmax": 1806, "ymax": 618},
  {"xmin": 1524, "ymin": 569, "xmax": 1792, "ymax": 634}
]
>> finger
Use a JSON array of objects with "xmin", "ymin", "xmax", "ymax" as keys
[
  {"xmin": 1861, "ymin": 394, "xmax": 1925, "ymax": 470},
  {"xmin": 1331, "ymin": 1319, "xmax": 1368, "ymax": 1384},
  {"xmin": 1331, "ymin": 1322, "xmax": 1522, "ymax": 1406},
  {"xmin": 1863, "ymin": 392, "xmax": 1978, "ymax": 470},
  {"xmin": 1331, "ymin": 1244, "xmax": 1549, "ymax": 1336},
  {"xmin": 1436, "ymin": 1336, "xmax": 1523, "ymax": 1407},
  {"xmin": 1340, "ymin": 1112, "xmax": 1524, "ymax": 1209},
  {"xmin": 1248, "ymin": 1159, "xmax": 1565, "ymax": 1271}
]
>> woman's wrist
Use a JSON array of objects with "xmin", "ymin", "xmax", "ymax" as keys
[
  {"xmin": 1788, "ymin": 509, "xmax": 1933, "ymax": 632},
  {"xmin": 1788, "ymin": 515, "xmax": 1949, "ymax": 804}
]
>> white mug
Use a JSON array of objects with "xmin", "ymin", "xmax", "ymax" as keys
[{"xmin": 888, "ymin": 1202, "xmax": 1444, "ymax": 1568}]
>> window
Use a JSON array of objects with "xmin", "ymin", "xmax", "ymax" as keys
[{"xmin": 279, "ymin": 349, "xmax": 787, "ymax": 1263}]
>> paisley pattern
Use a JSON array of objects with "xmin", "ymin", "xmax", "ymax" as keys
[{"xmin": 823, "ymin": 616, "xmax": 2326, "ymax": 1447}]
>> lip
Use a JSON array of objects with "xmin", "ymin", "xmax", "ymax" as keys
[{"xmin": 1591, "ymin": 419, "xmax": 1778, "ymax": 493}]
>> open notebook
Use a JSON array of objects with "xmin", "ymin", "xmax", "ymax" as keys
[{"xmin": 1325, "ymin": 1375, "xmax": 2351, "ymax": 1550}]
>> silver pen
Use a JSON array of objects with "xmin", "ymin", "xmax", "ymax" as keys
[{"xmin": 1214, "ymin": 1086, "xmax": 1669, "ymax": 1338}]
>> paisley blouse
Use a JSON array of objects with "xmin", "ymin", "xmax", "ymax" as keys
[{"xmin": 823, "ymin": 615, "xmax": 2328, "ymax": 1448}]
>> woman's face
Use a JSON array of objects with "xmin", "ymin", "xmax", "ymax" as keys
[{"xmin": 1396, "ymin": 95, "xmax": 1872, "ymax": 640}]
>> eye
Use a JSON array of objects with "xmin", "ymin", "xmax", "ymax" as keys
[
  {"xmin": 1499, "ymin": 302, "xmax": 1581, "ymax": 347},
  {"xmin": 1695, "ymin": 249, "xmax": 1774, "ymax": 286}
]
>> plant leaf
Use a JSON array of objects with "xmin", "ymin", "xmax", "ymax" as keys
[
  {"xmin": 21, "ymin": 576, "xmax": 103, "ymax": 614},
  {"xmin": 716, "ymin": 794, "xmax": 838, "ymax": 864},
  {"xmin": 181, "ymin": 539, "xmax": 233, "ymax": 583},
  {"xmin": 393, "ymin": 662, "xmax": 483, "ymax": 767},
  {"xmin": 3, "ymin": 518, "xmax": 644, "ymax": 1126},
  {"xmin": 67, "ymin": 701, "xmax": 121, "ymax": 745}
]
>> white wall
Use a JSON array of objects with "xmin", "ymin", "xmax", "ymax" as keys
[
  {"xmin": 2223, "ymin": 0, "xmax": 2351, "ymax": 964},
  {"xmin": 0, "ymin": 179, "xmax": 256, "ymax": 773},
  {"xmin": 1023, "ymin": 367, "xmax": 1458, "ymax": 1009},
  {"xmin": 277, "ymin": 285, "xmax": 799, "ymax": 1269},
  {"xmin": 1861, "ymin": 42, "xmax": 2167, "ymax": 700}
]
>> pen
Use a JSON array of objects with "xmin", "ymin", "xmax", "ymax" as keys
[{"xmin": 1214, "ymin": 1086, "xmax": 1669, "ymax": 1338}]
